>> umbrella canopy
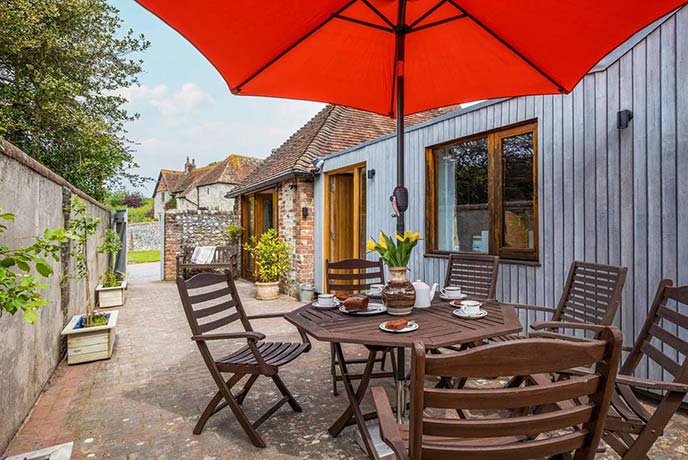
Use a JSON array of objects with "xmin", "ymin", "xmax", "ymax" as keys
[{"xmin": 137, "ymin": 0, "xmax": 685, "ymax": 231}]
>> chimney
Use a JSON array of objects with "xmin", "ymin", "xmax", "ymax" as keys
[{"xmin": 185, "ymin": 156, "xmax": 196, "ymax": 174}]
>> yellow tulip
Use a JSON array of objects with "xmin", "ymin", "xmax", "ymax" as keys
[
  {"xmin": 366, "ymin": 240, "xmax": 376, "ymax": 251},
  {"xmin": 404, "ymin": 230, "xmax": 411, "ymax": 240},
  {"xmin": 395, "ymin": 233, "xmax": 405, "ymax": 242},
  {"xmin": 412, "ymin": 232, "xmax": 420, "ymax": 242},
  {"xmin": 378, "ymin": 231, "xmax": 387, "ymax": 249}
]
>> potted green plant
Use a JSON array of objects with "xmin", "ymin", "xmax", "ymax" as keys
[
  {"xmin": 243, "ymin": 228, "xmax": 290, "ymax": 300},
  {"xmin": 226, "ymin": 223, "xmax": 243, "ymax": 242},
  {"xmin": 96, "ymin": 228, "xmax": 126, "ymax": 308},
  {"xmin": 367, "ymin": 230, "xmax": 420, "ymax": 315},
  {"xmin": 61, "ymin": 197, "xmax": 118, "ymax": 364}
]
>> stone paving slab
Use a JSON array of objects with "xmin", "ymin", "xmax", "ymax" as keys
[{"xmin": 4, "ymin": 274, "xmax": 688, "ymax": 459}]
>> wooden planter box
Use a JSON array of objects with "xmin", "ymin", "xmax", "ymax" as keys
[
  {"xmin": 61, "ymin": 310, "xmax": 118, "ymax": 365},
  {"xmin": 96, "ymin": 280, "xmax": 127, "ymax": 308}
]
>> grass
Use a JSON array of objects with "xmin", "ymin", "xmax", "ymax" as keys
[{"xmin": 128, "ymin": 249, "xmax": 160, "ymax": 264}]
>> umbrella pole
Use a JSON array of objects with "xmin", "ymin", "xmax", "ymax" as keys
[{"xmin": 393, "ymin": 0, "xmax": 408, "ymax": 236}]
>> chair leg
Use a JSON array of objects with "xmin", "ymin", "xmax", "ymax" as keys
[
  {"xmin": 235, "ymin": 374, "xmax": 258, "ymax": 405},
  {"xmin": 271, "ymin": 374, "xmax": 302, "ymax": 412},
  {"xmin": 194, "ymin": 373, "xmax": 243, "ymax": 435},
  {"xmin": 206, "ymin": 371, "xmax": 266, "ymax": 448},
  {"xmin": 330, "ymin": 343, "xmax": 339, "ymax": 396},
  {"xmin": 380, "ymin": 350, "xmax": 387, "ymax": 371}
]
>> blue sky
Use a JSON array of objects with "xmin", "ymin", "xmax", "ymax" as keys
[{"xmin": 114, "ymin": 1, "xmax": 324, "ymax": 195}]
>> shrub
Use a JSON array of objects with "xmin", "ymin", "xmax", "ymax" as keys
[
  {"xmin": 242, "ymin": 229, "xmax": 291, "ymax": 283},
  {"xmin": 226, "ymin": 224, "xmax": 243, "ymax": 242},
  {"xmin": 145, "ymin": 208, "xmax": 154, "ymax": 219},
  {"xmin": 164, "ymin": 196, "xmax": 177, "ymax": 210},
  {"xmin": 122, "ymin": 193, "xmax": 143, "ymax": 208}
]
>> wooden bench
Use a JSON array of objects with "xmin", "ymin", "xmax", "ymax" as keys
[{"xmin": 176, "ymin": 246, "xmax": 238, "ymax": 279}]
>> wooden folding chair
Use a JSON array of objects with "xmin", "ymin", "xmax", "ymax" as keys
[
  {"xmin": 372, "ymin": 325, "xmax": 622, "ymax": 460},
  {"xmin": 493, "ymin": 260, "xmax": 627, "ymax": 342},
  {"xmin": 326, "ymin": 258, "xmax": 395, "ymax": 396},
  {"xmin": 547, "ymin": 280, "xmax": 688, "ymax": 459},
  {"xmin": 176, "ymin": 270, "xmax": 310, "ymax": 448},
  {"xmin": 444, "ymin": 253, "xmax": 500, "ymax": 298}
]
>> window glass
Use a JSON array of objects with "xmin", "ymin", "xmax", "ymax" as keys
[
  {"xmin": 434, "ymin": 137, "xmax": 489, "ymax": 253},
  {"xmin": 501, "ymin": 132, "xmax": 535, "ymax": 250}
]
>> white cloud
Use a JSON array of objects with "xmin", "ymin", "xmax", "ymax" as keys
[
  {"xmin": 116, "ymin": 82, "xmax": 213, "ymax": 118},
  {"xmin": 149, "ymin": 82, "xmax": 213, "ymax": 117}
]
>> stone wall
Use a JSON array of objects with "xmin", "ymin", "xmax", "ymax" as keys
[
  {"xmin": 277, "ymin": 177, "xmax": 314, "ymax": 297},
  {"xmin": 163, "ymin": 209, "xmax": 240, "ymax": 280},
  {"xmin": 197, "ymin": 183, "xmax": 236, "ymax": 212},
  {"xmin": 127, "ymin": 222, "xmax": 161, "ymax": 252},
  {"xmin": 0, "ymin": 140, "xmax": 110, "ymax": 453}
]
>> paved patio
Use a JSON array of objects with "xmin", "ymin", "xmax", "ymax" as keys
[{"xmin": 4, "ymin": 265, "xmax": 688, "ymax": 459}]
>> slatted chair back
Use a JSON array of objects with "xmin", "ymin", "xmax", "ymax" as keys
[
  {"xmin": 176, "ymin": 270, "xmax": 252, "ymax": 338},
  {"xmin": 409, "ymin": 330, "xmax": 622, "ymax": 460},
  {"xmin": 621, "ymin": 280, "xmax": 688, "ymax": 384},
  {"xmin": 551, "ymin": 261, "xmax": 627, "ymax": 327},
  {"xmin": 444, "ymin": 253, "xmax": 499, "ymax": 299},
  {"xmin": 326, "ymin": 258, "xmax": 384, "ymax": 294}
]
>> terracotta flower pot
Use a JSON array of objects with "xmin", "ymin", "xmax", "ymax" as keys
[
  {"xmin": 255, "ymin": 281, "xmax": 280, "ymax": 300},
  {"xmin": 382, "ymin": 267, "xmax": 415, "ymax": 316}
]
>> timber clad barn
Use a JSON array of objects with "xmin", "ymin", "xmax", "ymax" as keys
[{"xmin": 312, "ymin": 8, "xmax": 688, "ymax": 383}]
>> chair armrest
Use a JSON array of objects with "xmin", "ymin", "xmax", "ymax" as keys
[
  {"xmin": 513, "ymin": 304, "xmax": 557, "ymax": 314},
  {"xmin": 191, "ymin": 331, "xmax": 266, "ymax": 342},
  {"xmin": 246, "ymin": 312, "xmax": 287, "ymax": 320},
  {"xmin": 616, "ymin": 375, "xmax": 688, "ymax": 393},
  {"xmin": 558, "ymin": 367, "xmax": 688, "ymax": 392},
  {"xmin": 529, "ymin": 330, "xmax": 593, "ymax": 342},
  {"xmin": 531, "ymin": 321, "xmax": 609, "ymax": 333},
  {"xmin": 246, "ymin": 312, "xmax": 312, "ymax": 352},
  {"xmin": 622, "ymin": 346, "xmax": 634, "ymax": 353},
  {"xmin": 371, "ymin": 386, "xmax": 408, "ymax": 460}
]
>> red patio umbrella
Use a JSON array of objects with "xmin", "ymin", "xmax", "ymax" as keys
[{"xmin": 136, "ymin": 0, "xmax": 685, "ymax": 234}]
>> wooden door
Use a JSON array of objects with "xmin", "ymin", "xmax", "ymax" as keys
[{"xmin": 329, "ymin": 174, "xmax": 355, "ymax": 263}]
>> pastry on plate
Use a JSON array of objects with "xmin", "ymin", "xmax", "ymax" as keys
[
  {"xmin": 343, "ymin": 296, "xmax": 369, "ymax": 311},
  {"xmin": 384, "ymin": 319, "xmax": 408, "ymax": 330}
]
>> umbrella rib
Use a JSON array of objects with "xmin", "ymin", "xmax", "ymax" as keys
[
  {"xmin": 234, "ymin": 0, "xmax": 358, "ymax": 92},
  {"xmin": 360, "ymin": 0, "xmax": 396, "ymax": 29},
  {"xmin": 408, "ymin": 14, "xmax": 467, "ymax": 33},
  {"xmin": 409, "ymin": 0, "xmax": 448, "ymax": 29},
  {"xmin": 335, "ymin": 15, "xmax": 394, "ymax": 33},
  {"xmin": 447, "ymin": 0, "xmax": 566, "ymax": 92}
]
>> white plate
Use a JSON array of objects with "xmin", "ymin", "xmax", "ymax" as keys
[
  {"xmin": 439, "ymin": 293, "xmax": 467, "ymax": 301},
  {"xmin": 450, "ymin": 300, "xmax": 483, "ymax": 308},
  {"xmin": 379, "ymin": 321, "xmax": 419, "ymax": 333},
  {"xmin": 452, "ymin": 308, "xmax": 488, "ymax": 320},
  {"xmin": 338, "ymin": 303, "xmax": 387, "ymax": 315}
]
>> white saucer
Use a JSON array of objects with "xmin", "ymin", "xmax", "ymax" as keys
[
  {"xmin": 312, "ymin": 301, "xmax": 338, "ymax": 309},
  {"xmin": 338, "ymin": 303, "xmax": 387, "ymax": 315},
  {"xmin": 452, "ymin": 308, "xmax": 488, "ymax": 319},
  {"xmin": 439, "ymin": 293, "xmax": 467, "ymax": 301},
  {"xmin": 379, "ymin": 321, "xmax": 419, "ymax": 333}
]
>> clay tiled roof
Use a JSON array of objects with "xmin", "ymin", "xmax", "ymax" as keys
[
  {"xmin": 230, "ymin": 104, "xmax": 457, "ymax": 195},
  {"xmin": 153, "ymin": 155, "xmax": 262, "ymax": 198}
]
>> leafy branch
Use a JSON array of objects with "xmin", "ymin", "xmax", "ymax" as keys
[{"xmin": 0, "ymin": 209, "xmax": 69, "ymax": 323}]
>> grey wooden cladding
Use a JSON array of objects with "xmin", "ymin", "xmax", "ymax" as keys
[{"xmin": 314, "ymin": 8, "xmax": 688, "ymax": 382}]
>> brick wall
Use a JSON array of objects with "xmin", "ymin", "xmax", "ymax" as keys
[
  {"xmin": 163, "ymin": 209, "xmax": 240, "ymax": 280},
  {"xmin": 277, "ymin": 177, "xmax": 314, "ymax": 297}
]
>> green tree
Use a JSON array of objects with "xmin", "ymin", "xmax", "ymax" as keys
[{"xmin": 0, "ymin": 0, "xmax": 150, "ymax": 200}]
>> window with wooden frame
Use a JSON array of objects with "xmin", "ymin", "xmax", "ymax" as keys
[{"xmin": 425, "ymin": 121, "xmax": 538, "ymax": 262}]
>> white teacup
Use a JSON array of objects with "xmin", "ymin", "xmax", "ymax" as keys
[
  {"xmin": 369, "ymin": 284, "xmax": 384, "ymax": 295},
  {"xmin": 461, "ymin": 300, "xmax": 482, "ymax": 315},
  {"xmin": 441, "ymin": 286, "xmax": 462, "ymax": 298},
  {"xmin": 318, "ymin": 294, "xmax": 335, "ymax": 307}
]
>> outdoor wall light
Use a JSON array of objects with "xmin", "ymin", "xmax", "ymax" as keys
[
  {"xmin": 617, "ymin": 109, "xmax": 633, "ymax": 129},
  {"xmin": 367, "ymin": 169, "xmax": 376, "ymax": 179},
  {"xmin": 302, "ymin": 207, "xmax": 309, "ymax": 219}
]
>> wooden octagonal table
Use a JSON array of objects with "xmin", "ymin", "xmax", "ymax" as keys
[{"xmin": 285, "ymin": 296, "xmax": 523, "ymax": 460}]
